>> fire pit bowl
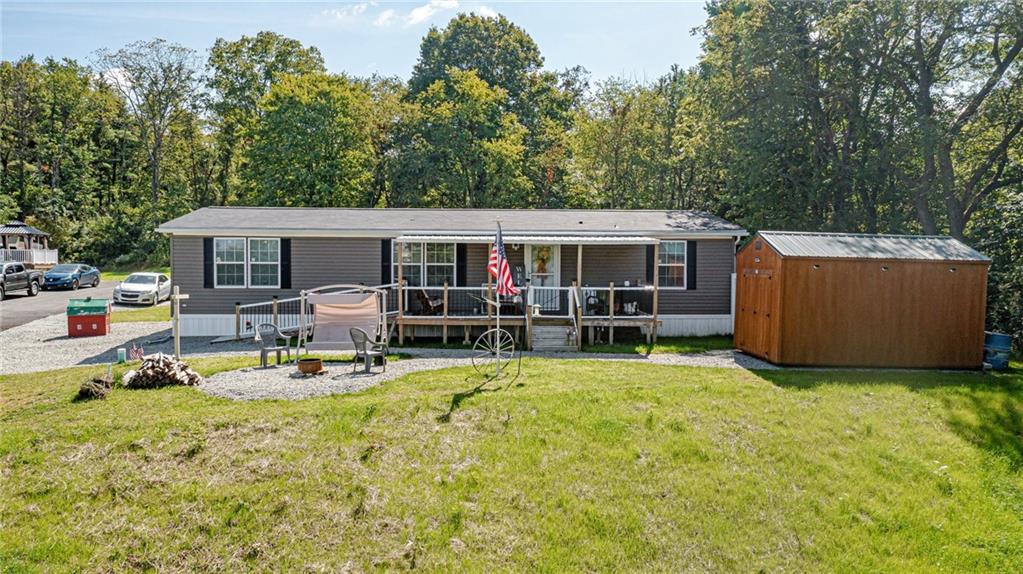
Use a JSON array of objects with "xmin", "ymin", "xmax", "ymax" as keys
[{"xmin": 297, "ymin": 358, "xmax": 324, "ymax": 375}]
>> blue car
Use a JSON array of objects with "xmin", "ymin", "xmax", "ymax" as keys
[{"xmin": 43, "ymin": 263, "xmax": 101, "ymax": 290}]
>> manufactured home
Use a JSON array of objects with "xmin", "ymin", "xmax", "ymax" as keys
[
  {"xmin": 735, "ymin": 231, "xmax": 990, "ymax": 368},
  {"xmin": 157, "ymin": 208, "xmax": 747, "ymax": 347}
]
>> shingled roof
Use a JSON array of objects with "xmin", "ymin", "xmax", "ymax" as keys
[
  {"xmin": 0, "ymin": 221, "xmax": 49, "ymax": 236},
  {"xmin": 158, "ymin": 207, "xmax": 747, "ymax": 237},
  {"xmin": 758, "ymin": 231, "xmax": 989, "ymax": 262}
]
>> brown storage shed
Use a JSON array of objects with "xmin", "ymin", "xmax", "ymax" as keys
[{"xmin": 735, "ymin": 231, "xmax": 990, "ymax": 369}]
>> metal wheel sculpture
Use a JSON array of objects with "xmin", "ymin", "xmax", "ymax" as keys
[{"xmin": 471, "ymin": 328, "xmax": 515, "ymax": 377}]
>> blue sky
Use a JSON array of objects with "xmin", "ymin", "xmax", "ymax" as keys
[{"xmin": 2, "ymin": 1, "xmax": 708, "ymax": 81}]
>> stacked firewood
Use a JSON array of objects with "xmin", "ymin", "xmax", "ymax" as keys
[{"xmin": 122, "ymin": 353, "xmax": 203, "ymax": 389}]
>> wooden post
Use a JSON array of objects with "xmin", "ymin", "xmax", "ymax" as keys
[
  {"xmin": 572, "ymin": 280, "xmax": 582, "ymax": 350},
  {"xmin": 576, "ymin": 243, "xmax": 583, "ymax": 284},
  {"xmin": 172, "ymin": 286, "xmax": 180, "ymax": 359},
  {"xmin": 234, "ymin": 302, "xmax": 241, "ymax": 340},
  {"xmin": 609, "ymin": 282, "xmax": 615, "ymax": 345},
  {"xmin": 442, "ymin": 280, "xmax": 449, "ymax": 344},
  {"xmin": 651, "ymin": 243, "xmax": 660, "ymax": 344},
  {"xmin": 271, "ymin": 296, "xmax": 279, "ymax": 326},
  {"xmin": 525, "ymin": 301, "xmax": 533, "ymax": 351},
  {"xmin": 396, "ymin": 240, "xmax": 404, "ymax": 345}
]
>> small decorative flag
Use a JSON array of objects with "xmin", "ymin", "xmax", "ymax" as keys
[
  {"xmin": 129, "ymin": 343, "xmax": 145, "ymax": 361},
  {"xmin": 487, "ymin": 223, "xmax": 520, "ymax": 296}
]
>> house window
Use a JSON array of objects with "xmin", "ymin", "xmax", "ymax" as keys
[
  {"xmin": 214, "ymin": 238, "xmax": 246, "ymax": 287},
  {"xmin": 393, "ymin": 241, "xmax": 456, "ymax": 287},
  {"xmin": 658, "ymin": 241, "xmax": 686, "ymax": 288},
  {"xmin": 248, "ymin": 238, "xmax": 280, "ymax": 288},
  {"xmin": 425, "ymin": 243, "xmax": 455, "ymax": 286}
]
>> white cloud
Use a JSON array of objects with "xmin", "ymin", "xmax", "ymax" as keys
[
  {"xmin": 321, "ymin": 3, "xmax": 369, "ymax": 23},
  {"xmin": 404, "ymin": 0, "xmax": 459, "ymax": 27},
  {"xmin": 475, "ymin": 5, "xmax": 498, "ymax": 18},
  {"xmin": 373, "ymin": 8, "xmax": 396, "ymax": 27}
]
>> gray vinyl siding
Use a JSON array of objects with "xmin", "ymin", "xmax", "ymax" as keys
[
  {"xmin": 658, "ymin": 239, "xmax": 735, "ymax": 314},
  {"xmin": 173, "ymin": 236, "xmax": 734, "ymax": 316},
  {"xmin": 173, "ymin": 236, "xmax": 380, "ymax": 315}
]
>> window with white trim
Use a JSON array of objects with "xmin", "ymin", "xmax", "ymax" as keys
[
  {"xmin": 393, "ymin": 241, "xmax": 456, "ymax": 287},
  {"xmin": 248, "ymin": 238, "xmax": 280, "ymax": 288},
  {"xmin": 214, "ymin": 238, "xmax": 246, "ymax": 287},
  {"xmin": 658, "ymin": 241, "xmax": 686, "ymax": 288}
]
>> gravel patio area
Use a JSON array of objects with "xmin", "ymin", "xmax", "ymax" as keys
[
  {"xmin": 1, "ymin": 313, "xmax": 775, "ymax": 398},
  {"xmin": 0, "ymin": 313, "xmax": 254, "ymax": 375},
  {"xmin": 200, "ymin": 347, "xmax": 776, "ymax": 401}
]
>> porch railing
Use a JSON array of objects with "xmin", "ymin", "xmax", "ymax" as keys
[{"xmin": 0, "ymin": 248, "xmax": 59, "ymax": 265}]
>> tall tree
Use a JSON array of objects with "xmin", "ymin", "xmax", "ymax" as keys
[
  {"xmin": 207, "ymin": 31, "xmax": 325, "ymax": 204},
  {"xmin": 243, "ymin": 73, "xmax": 375, "ymax": 207},
  {"xmin": 896, "ymin": 1, "xmax": 1023, "ymax": 237},
  {"xmin": 96, "ymin": 39, "xmax": 199, "ymax": 219}
]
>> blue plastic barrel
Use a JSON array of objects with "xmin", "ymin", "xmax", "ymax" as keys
[{"xmin": 984, "ymin": 332, "xmax": 1013, "ymax": 370}]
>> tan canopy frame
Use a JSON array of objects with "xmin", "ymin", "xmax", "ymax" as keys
[{"xmin": 297, "ymin": 285, "xmax": 389, "ymax": 356}]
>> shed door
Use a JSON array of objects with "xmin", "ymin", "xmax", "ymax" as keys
[{"xmin": 737, "ymin": 268, "xmax": 775, "ymax": 360}]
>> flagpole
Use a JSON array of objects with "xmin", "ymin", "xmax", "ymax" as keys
[{"xmin": 495, "ymin": 223, "xmax": 502, "ymax": 376}]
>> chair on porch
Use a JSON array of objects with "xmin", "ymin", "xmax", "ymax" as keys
[{"xmin": 416, "ymin": 289, "xmax": 443, "ymax": 315}]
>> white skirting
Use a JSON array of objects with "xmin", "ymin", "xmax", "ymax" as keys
[
  {"xmin": 179, "ymin": 314, "xmax": 237, "ymax": 337},
  {"xmin": 655, "ymin": 314, "xmax": 733, "ymax": 337},
  {"xmin": 180, "ymin": 313, "xmax": 734, "ymax": 338}
]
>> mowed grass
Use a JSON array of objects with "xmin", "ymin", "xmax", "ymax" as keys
[
  {"xmin": 2, "ymin": 359, "xmax": 1023, "ymax": 572},
  {"xmin": 110, "ymin": 303, "xmax": 171, "ymax": 323},
  {"xmin": 582, "ymin": 334, "xmax": 734, "ymax": 355}
]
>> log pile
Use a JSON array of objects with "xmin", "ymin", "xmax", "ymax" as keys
[{"xmin": 122, "ymin": 353, "xmax": 203, "ymax": 389}]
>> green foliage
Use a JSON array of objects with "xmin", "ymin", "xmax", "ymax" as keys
[
  {"xmin": 244, "ymin": 73, "xmax": 375, "ymax": 206},
  {"xmin": 207, "ymin": 31, "xmax": 325, "ymax": 204},
  {"xmin": 1, "ymin": 6, "xmax": 1020, "ymax": 341}
]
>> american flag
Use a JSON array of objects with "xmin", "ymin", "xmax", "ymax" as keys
[
  {"xmin": 487, "ymin": 223, "xmax": 519, "ymax": 296},
  {"xmin": 129, "ymin": 343, "xmax": 145, "ymax": 361}
]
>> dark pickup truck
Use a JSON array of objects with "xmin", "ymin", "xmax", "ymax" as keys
[{"xmin": 0, "ymin": 262, "xmax": 43, "ymax": 301}]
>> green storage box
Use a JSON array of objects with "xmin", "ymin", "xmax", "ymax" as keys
[{"xmin": 67, "ymin": 297, "xmax": 110, "ymax": 316}]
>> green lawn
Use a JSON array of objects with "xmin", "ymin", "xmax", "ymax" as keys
[
  {"xmin": 582, "ymin": 334, "xmax": 734, "ymax": 355},
  {"xmin": 101, "ymin": 265, "xmax": 171, "ymax": 283},
  {"xmin": 110, "ymin": 303, "xmax": 171, "ymax": 323},
  {"xmin": 2, "ymin": 359, "xmax": 1022, "ymax": 571}
]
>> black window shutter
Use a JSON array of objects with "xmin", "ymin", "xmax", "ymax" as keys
[
  {"xmin": 381, "ymin": 240, "xmax": 392, "ymax": 285},
  {"xmin": 203, "ymin": 238, "xmax": 214, "ymax": 288},
  {"xmin": 456, "ymin": 243, "xmax": 467, "ymax": 287},
  {"xmin": 280, "ymin": 238, "xmax": 292, "ymax": 289},
  {"xmin": 645, "ymin": 245, "xmax": 655, "ymax": 284},
  {"xmin": 686, "ymin": 241, "xmax": 697, "ymax": 289}
]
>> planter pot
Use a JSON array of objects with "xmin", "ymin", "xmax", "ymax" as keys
[{"xmin": 298, "ymin": 358, "xmax": 324, "ymax": 374}]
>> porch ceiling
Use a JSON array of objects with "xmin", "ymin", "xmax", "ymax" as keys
[{"xmin": 394, "ymin": 234, "xmax": 660, "ymax": 245}]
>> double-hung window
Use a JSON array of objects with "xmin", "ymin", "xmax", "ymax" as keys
[
  {"xmin": 213, "ymin": 238, "xmax": 280, "ymax": 288},
  {"xmin": 248, "ymin": 238, "xmax": 280, "ymax": 288},
  {"xmin": 658, "ymin": 241, "xmax": 686, "ymax": 288},
  {"xmin": 393, "ymin": 241, "xmax": 456, "ymax": 287},
  {"xmin": 214, "ymin": 238, "xmax": 246, "ymax": 287}
]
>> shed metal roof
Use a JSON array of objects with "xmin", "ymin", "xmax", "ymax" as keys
[
  {"xmin": 759, "ymin": 231, "xmax": 990, "ymax": 262},
  {"xmin": 157, "ymin": 207, "xmax": 747, "ymax": 238},
  {"xmin": 0, "ymin": 221, "xmax": 49, "ymax": 236}
]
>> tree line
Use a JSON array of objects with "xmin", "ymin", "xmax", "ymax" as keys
[{"xmin": 1, "ymin": 1, "xmax": 1020, "ymax": 341}]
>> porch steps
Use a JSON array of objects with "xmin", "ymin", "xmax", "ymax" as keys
[{"xmin": 531, "ymin": 325, "xmax": 577, "ymax": 352}]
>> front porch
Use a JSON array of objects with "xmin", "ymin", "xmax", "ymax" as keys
[{"xmin": 391, "ymin": 234, "xmax": 667, "ymax": 350}]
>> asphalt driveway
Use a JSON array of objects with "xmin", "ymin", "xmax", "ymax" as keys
[{"xmin": 0, "ymin": 280, "xmax": 118, "ymax": 331}]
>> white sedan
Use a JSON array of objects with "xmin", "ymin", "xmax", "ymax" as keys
[{"xmin": 113, "ymin": 272, "xmax": 172, "ymax": 305}]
